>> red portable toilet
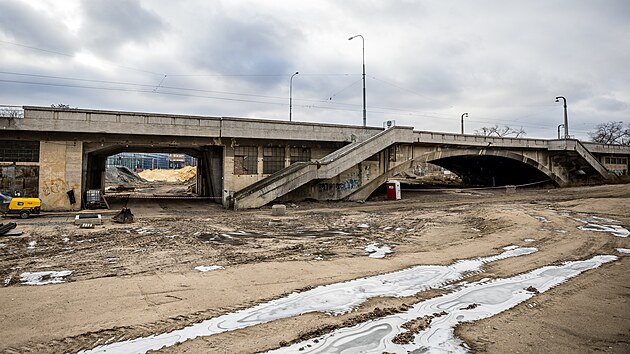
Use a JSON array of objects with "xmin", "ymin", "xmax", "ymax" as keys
[{"xmin": 386, "ymin": 180, "xmax": 401, "ymax": 200}]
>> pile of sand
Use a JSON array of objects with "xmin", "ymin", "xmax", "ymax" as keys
[{"xmin": 139, "ymin": 166, "xmax": 197, "ymax": 182}]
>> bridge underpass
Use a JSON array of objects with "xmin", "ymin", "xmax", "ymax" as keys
[
  {"xmin": 83, "ymin": 142, "xmax": 224, "ymax": 204},
  {"xmin": 430, "ymin": 155, "xmax": 556, "ymax": 187}
]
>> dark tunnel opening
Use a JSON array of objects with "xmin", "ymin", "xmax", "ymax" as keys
[{"xmin": 430, "ymin": 155, "xmax": 556, "ymax": 187}]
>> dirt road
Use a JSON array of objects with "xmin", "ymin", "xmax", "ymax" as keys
[{"xmin": 0, "ymin": 184, "xmax": 628, "ymax": 353}]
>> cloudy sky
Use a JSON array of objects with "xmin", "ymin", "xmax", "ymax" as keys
[{"xmin": 1, "ymin": 0, "xmax": 628, "ymax": 139}]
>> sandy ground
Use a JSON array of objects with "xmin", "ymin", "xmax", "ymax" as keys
[{"xmin": 0, "ymin": 183, "xmax": 629, "ymax": 353}]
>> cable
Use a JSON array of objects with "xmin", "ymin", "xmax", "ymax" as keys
[{"xmin": 323, "ymin": 78, "xmax": 363, "ymax": 101}]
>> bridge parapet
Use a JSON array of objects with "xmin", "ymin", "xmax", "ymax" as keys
[
  {"xmin": 413, "ymin": 131, "xmax": 548, "ymax": 148},
  {"xmin": 16, "ymin": 106, "xmax": 383, "ymax": 143},
  {"xmin": 580, "ymin": 141, "xmax": 630, "ymax": 154}
]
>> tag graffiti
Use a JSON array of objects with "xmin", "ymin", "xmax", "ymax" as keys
[{"xmin": 42, "ymin": 178, "xmax": 78, "ymax": 196}]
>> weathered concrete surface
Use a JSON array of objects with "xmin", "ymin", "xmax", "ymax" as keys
[
  {"xmin": 1, "ymin": 106, "xmax": 629, "ymax": 211},
  {"xmin": 39, "ymin": 141, "xmax": 82, "ymax": 211},
  {"xmin": 11, "ymin": 106, "xmax": 382, "ymax": 143},
  {"xmin": 232, "ymin": 127, "xmax": 414, "ymax": 209}
]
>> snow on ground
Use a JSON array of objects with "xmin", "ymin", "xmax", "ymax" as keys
[
  {"xmin": 195, "ymin": 266, "xmax": 225, "ymax": 272},
  {"xmin": 20, "ymin": 271, "xmax": 73, "ymax": 285}
]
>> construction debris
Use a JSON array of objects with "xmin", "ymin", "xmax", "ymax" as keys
[
  {"xmin": 0, "ymin": 222, "xmax": 17, "ymax": 236},
  {"xmin": 272, "ymin": 204, "xmax": 287, "ymax": 216},
  {"xmin": 113, "ymin": 208, "xmax": 134, "ymax": 223},
  {"xmin": 105, "ymin": 166, "xmax": 147, "ymax": 185},
  {"xmin": 74, "ymin": 214, "xmax": 102, "ymax": 225}
]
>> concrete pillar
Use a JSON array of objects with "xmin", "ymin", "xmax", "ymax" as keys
[{"xmin": 39, "ymin": 141, "xmax": 83, "ymax": 211}]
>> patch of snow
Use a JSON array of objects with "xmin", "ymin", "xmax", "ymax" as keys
[
  {"xmin": 575, "ymin": 216, "xmax": 620, "ymax": 224},
  {"xmin": 20, "ymin": 270, "xmax": 72, "ymax": 285},
  {"xmin": 524, "ymin": 239, "xmax": 535, "ymax": 242},
  {"xmin": 27, "ymin": 240, "xmax": 36, "ymax": 249},
  {"xmin": 365, "ymin": 243, "xmax": 393, "ymax": 259},
  {"xmin": 502, "ymin": 245, "xmax": 519, "ymax": 251},
  {"xmin": 195, "ymin": 266, "xmax": 224, "ymax": 272},
  {"xmin": 136, "ymin": 227, "xmax": 160, "ymax": 235},
  {"xmin": 578, "ymin": 224, "xmax": 629, "ymax": 238},
  {"xmin": 615, "ymin": 248, "xmax": 630, "ymax": 254},
  {"xmin": 357, "ymin": 223, "xmax": 369, "ymax": 228},
  {"xmin": 81, "ymin": 247, "xmax": 538, "ymax": 354},
  {"xmin": 270, "ymin": 255, "xmax": 617, "ymax": 354}
]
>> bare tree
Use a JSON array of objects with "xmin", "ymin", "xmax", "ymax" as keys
[
  {"xmin": 0, "ymin": 107, "xmax": 24, "ymax": 119},
  {"xmin": 475, "ymin": 125, "xmax": 526, "ymax": 138},
  {"xmin": 51, "ymin": 103, "xmax": 72, "ymax": 109},
  {"xmin": 588, "ymin": 121, "xmax": 630, "ymax": 145}
]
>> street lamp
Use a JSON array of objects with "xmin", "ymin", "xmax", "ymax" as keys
[
  {"xmin": 557, "ymin": 124, "xmax": 564, "ymax": 139},
  {"xmin": 555, "ymin": 96, "xmax": 568, "ymax": 139},
  {"xmin": 289, "ymin": 71, "xmax": 299, "ymax": 122},
  {"xmin": 348, "ymin": 34, "xmax": 366, "ymax": 127},
  {"xmin": 461, "ymin": 112, "xmax": 468, "ymax": 134}
]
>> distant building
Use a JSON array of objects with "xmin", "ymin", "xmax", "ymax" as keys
[{"xmin": 106, "ymin": 153, "xmax": 196, "ymax": 171}]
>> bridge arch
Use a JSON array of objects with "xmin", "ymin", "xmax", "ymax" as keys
[{"xmin": 416, "ymin": 148, "xmax": 565, "ymax": 187}]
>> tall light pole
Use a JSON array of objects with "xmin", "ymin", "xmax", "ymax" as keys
[
  {"xmin": 557, "ymin": 124, "xmax": 564, "ymax": 139},
  {"xmin": 289, "ymin": 71, "xmax": 299, "ymax": 122},
  {"xmin": 461, "ymin": 112, "xmax": 468, "ymax": 134},
  {"xmin": 348, "ymin": 34, "xmax": 366, "ymax": 127},
  {"xmin": 555, "ymin": 96, "xmax": 568, "ymax": 138}
]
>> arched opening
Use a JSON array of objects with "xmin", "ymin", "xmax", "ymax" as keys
[{"xmin": 429, "ymin": 154, "xmax": 558, "ymax": 187}]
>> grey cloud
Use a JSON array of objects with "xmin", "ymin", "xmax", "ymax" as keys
[
  {"xmin": 591, "ymin": 96, "xmax": 629, "ymax": 112},
  {"xmin": 80, "ymin": 0, "xmax": 166, "ymax": 54},
  {"xmin": 186, "ymin": 11, "xmax": 304, "ymax": 88},
  {"xmin": 0, "ymin": 1, "xmax": 75, "ymax": 54}
]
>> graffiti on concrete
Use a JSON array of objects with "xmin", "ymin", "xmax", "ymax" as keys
[
  {"xmin": 318, "ymin": 179, "xmax": 359, "ymax": 193},
  {"xmin": 42, "ymin": 178, "xmax": 79, "ymax": 196}
]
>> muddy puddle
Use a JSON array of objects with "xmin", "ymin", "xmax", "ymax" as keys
[
  {"xmin": 268, "ymin": 255, "xmax": 618, "ymax": 353},
  {"xmin": 196, "ymin": 230, "xmax": 266, "ymax": 245},
  {"xmin": 80, "ymin": 246, "xmax": 537, "ymax": 354},
  {"xmin": 292, "ymin": 229, "xmax": 355, "ymax": 238}
]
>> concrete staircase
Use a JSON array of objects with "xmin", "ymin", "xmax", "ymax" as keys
[
  {"xmin": 232, "ymin": 126, "xmax": 414, "ymax": 209},
  {"xmin": 548, "ymin": 139, "xmax": 616, "ymax": 179}
]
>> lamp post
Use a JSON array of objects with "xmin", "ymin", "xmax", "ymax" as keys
[
  {"xmin": 348, "ymin": 34, "xmax": 366, "ymax": 127},
  {"xmin": 555, "ymin": 96, "xmax": 568, "ymax": 138},
  {"xmin": 461, "ymin": 112, "xmax": 468, "ymax": 134},
  {"xmin": 557, "ymin": 124, "xmax": 564, "ymax": 139},
  {"xmin": 289, "ymin": 71, "xmax": 299, "ymax": 122}
]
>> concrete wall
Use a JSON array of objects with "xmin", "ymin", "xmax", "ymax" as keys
[
  {"xmin": 39, "ymin": 141, "xmax": 82, "ymax": 211},
  {"xmin": 313, "ymin": 160, "xmax": 381, "ymax": 200},
  {"xmin": 223, "ymin": 139, "xmax": 344, "ymax": 194}
]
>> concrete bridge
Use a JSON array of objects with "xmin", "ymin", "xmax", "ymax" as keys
[{"xmin": 1, "ymin": 106, "xmax": 628, "ymax": 211}]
